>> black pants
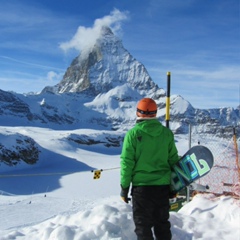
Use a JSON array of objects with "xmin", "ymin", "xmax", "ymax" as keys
[{"xmin": 131, "ymin": 185, "xmax": 171, "ymax": 240}]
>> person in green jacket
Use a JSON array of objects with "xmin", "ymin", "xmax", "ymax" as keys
[{"xmin": 120, "ymin": 97, "xmax": 179, "ymax": 240}]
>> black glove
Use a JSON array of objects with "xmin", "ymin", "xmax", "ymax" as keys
[
  {"xmin": 169, "ymin": 190, "xmax": 177, "ymax": 199},
  {"xmin": 120, "ymin": 185, "xmax": 130, "ymax": 203}
]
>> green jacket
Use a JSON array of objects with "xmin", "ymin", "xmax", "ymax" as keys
[{"xmin": 120, "ymin": 119, "xmax": 179, "ymax": 189}]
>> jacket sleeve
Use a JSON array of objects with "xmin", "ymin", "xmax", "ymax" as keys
[
  {"xmin": 168, "ymin": 131, "xmax": 179, "ymax": 167},
  {"xmin": 120, "ymin": 130, "xmax": 136, "ymax": 189}
]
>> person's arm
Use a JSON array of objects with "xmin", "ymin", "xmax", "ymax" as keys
[
  {"xmin": 168, "ymin": 131, "xmax": 179, "ymax": 167},
  {"xmin": 120, "ymin": 131, "xmax": 136, "ymax": 188}
]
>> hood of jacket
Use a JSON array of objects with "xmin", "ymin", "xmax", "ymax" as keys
[{"xmin": 135, "ymin": 118, "xmax": 163, "ymax": 137}]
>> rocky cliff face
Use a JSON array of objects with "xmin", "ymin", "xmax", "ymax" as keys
[
  {"xmin": 42, "ymin": 26, "xmax": 164, "ymax": 99},
  {"xmin": 0, "ymin": 133, "xmax": 39, "ymax": 166},
  {"xmin": 0, "ymin": 90, "xmax": 33, "ymax": 120}
]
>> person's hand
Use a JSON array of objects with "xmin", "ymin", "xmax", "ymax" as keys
[
  {"xmin": 169, "ymin": 191, "xmax": 177, "ymax": 199},
  {"xmin": 169, "ymin": 190, "xmax": 177, "ymax": 204},
  {"xmin": 120, "ymin": 186, "xmax": 130, "ymax": 203}
]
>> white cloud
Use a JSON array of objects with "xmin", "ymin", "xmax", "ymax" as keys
[
  {"xmin": 47, "ymin": 71, "xmax": 62, "ymax": 82},
  {"xmin": 59, "ymin": 9, "xmax": 129, "ymax": 53}
]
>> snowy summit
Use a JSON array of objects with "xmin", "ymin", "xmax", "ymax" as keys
[{"xmin": 44, "ymin": 26, "xmax": 164, "ymax": 99}]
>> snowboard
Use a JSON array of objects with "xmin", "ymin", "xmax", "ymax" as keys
[{"xmin": 170, "ymin": 145, "xmax": 214, "ymax": 194}]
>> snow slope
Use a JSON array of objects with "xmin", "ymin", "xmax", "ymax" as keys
[{"xmin": 0, "ymin": 127, "xmax": 239, "ymax": 240}]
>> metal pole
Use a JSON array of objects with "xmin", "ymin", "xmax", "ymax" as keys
[
  {"xmin": 188, "ymin": 124, "xmax": 192, "ymax": 149},
  {"xmin": 166, "ymin": 72, "xmax": 171, "ymax": 128},
  {"xmin": 186, "ymin": 123, "xmax": 192, "ymax": 202}
]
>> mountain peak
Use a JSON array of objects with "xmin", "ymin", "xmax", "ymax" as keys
[
  {"xmin": 44, "ymin": 27, "xmax": 164, "ymax": 98},
  {"xmin": 100, "ymin": 26, "xmax": 114, "ymax": 37}
]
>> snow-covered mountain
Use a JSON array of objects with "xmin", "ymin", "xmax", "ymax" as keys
[
  {"xmin": 0, "ymin": 26, "xmax": 239, "ymax": 136},
  {"xmin": 42, "ymin": 26, "xmax": 163, "ymax": 98},
  {"xmin": 0, "ymin": 27, "xmax": 239, "ymax": 240}
]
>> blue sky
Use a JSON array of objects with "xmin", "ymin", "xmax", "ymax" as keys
[{"xmin": 0, "ymin": 0, "xmax": 239, "ymax": 109}]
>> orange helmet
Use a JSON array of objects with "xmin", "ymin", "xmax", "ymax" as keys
[{"xmin": 136, "ymin": 98, "xmax": 157, "ymax": 118}]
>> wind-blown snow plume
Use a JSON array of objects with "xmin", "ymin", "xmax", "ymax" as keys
[{"xmin": 59, "ymin": 9, "xmax": 129, "ymax": 54}]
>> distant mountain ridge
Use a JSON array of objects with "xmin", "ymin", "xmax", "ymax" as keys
[{"xmin": 0, "ymin": 26, "xmax": 239, "ymax": 137}]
